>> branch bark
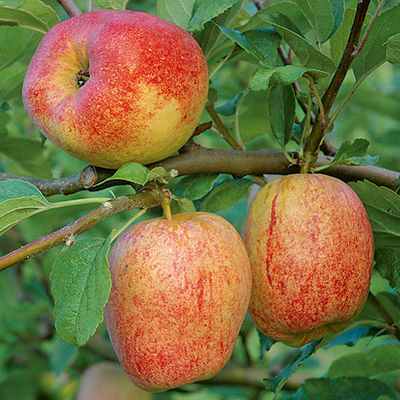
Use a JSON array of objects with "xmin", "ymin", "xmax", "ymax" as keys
[
  {"xmin": 1, "ymin": 147, "xmax": 399, "ymax": 195},
  {"xmin": 302, "ymin": 0, "xmax": 371, "ymax": 171},
  {"xmin": 0, "ymin": 190, "xmax": 161, "ymax": 271}
]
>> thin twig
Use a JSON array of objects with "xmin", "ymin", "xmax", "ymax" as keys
[
  {"xmin": 206, "ymin": 101, "xmax": 244, "ymax": 150},
  {"xmin": 0, "ymin": 191, "xmax": 161, "ymax": 271},
  {"xmin": 253, "ymin": 0, "xmax": 263, "ymax": 11},
  {"xmin": 56, "ymin": 0, "xmax": 81, "ymax": 17},
  {"xmin": 353, "ymin": 0, "xmax": 387, "ymax": 57},
  {"xmin": 302, "ymin": 0, "xmax": 371, "ymax": 172},
  {"xmin": 326, "ymin": 62, "xmax": 383, "ymax": 132}
]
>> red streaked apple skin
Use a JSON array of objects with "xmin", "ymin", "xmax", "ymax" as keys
[
  {"xmin": 104, "ymin": 212, "xmax": 252, "ymax": 392},
  {"xmin": 245, "ymin": 174, "xmax": 374, "ymax": 347},
  {"xmin": 22, "ymin": 10, "xmax": 208, "ymax": 169}
]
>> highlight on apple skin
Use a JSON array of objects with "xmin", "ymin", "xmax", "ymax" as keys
[
  {"xmin": 76, "ymin": 362, "xmax": 152, "ymax": 400},
  {"xmin": 104, "ymin": 212, "xmax": 252, "ymax": 392},
  {"xmin": 22, "ymin": 10, "xmax": 208, "ymax": 169},
  {"xmin": 245, "ymin": 174, "xmax": 374, "ymax": 347}
]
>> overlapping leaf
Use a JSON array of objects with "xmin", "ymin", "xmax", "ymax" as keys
[
  {"xmin": 269, "ymin": 84, "xmax": 295, "ymax": 148},
  {"xmin": 188, "ymin": 0, "xmax": 241, "ymax": 32},
  {"xmin": 218, "ymin": 25, "xmax": 281, "ymax": 67},
  {"xmin": 157, "ymin": 0, "xmax": 195, "ymax": 29},
  {"xmin": 350, "ymin": 181, "xmax": 400, "ymax": 293},
  {"xmin": 0, "ymin": 0, "xmax": 60, "ymax": 34},
  {"xmin": 249, "ymin": 65, "xmax": 327, "ymax": 90},
  {"xmin": 353, "ymin": 4, "xmax": 400, "ymax": 80},
  {"xmin": 292, "ymin": 377, "xmax": 397, "ymax": 399},
  {"xmin": 50, "ymin": 237, "xmax": 112, "ymax": 347},
  {"xmin": 199, "ymin": 178, "xmax": 253, "ymax": 212},
  {"xmin": 294, "ymin": 0, "xmax": 334, "ymax": 44},
  {"xmin": 0, "ymin": 179, "xmax": 49, "ymax": 236}
]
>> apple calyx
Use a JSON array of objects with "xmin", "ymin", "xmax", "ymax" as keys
[{"xmin": 76, "ymin": 70, "xmax": 90, "ymax": 87}]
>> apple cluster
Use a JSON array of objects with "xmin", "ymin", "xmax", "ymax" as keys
[{"xmin": 23, "ymin": 10, "xmax": 374, "ymax": 394}]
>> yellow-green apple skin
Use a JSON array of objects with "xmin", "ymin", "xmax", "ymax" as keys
[
  {"xmin": 104, "ymin": 212, "xmax": 252, "ymax": 392},
  {"xmin": 245, "ymin": 174, "xmax": 374, "ymax": 347},
  {"xmin": 22, "ymin": 10, "xmax": 208, "ymax": 169},
  {"xmin": 76, "ymin": 362, "xmax": 152, "ymax": 400}
]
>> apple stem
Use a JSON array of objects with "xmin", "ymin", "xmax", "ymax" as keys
[{"xmin": 161, "ymin": 190, "xmax": 173, "ymax": 221}]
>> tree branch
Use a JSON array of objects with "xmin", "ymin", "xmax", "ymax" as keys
[
  {"xmin": 56, "ymin": 0, "xmax": 82, "ymax": 17},
  {"xmin": 0, "ymin": 190, "xmax": 161, "ymax": 271},
  {"xmin": 206, "ymin": 101, "xmax": 244, "ymax": 150},
  {"xmin": 302, "ymin": 0, "xmax": 371, "ymax": 172},
  {"xmin": 1, "ymin": 147, "xmax": 399, "ymax": 195},
  {"xmin": 0, "ymin": 166, "xmax": 113, "ymax": 196}
]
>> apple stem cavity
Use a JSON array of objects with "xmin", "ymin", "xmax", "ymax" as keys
[{"xmin": 76, "ymin": 70, "xmax": 90, "ymax": 87}]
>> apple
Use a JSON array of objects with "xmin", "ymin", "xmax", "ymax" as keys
[
  {"xmin": 76, "ymin": 362, "xmax": 152, "ymax": 400},
  {"xmin": 22, "ymin": 10, "xmax": 208, "ymax": 169},
  {"xmin": 104, "ymin": 212, "xmax": 252, "ymax": 391},
  {"xmin": 245, "ymin": 174, "xmax": 374, "ymax": 347}
]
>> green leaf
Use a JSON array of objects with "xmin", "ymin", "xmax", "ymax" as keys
[
  {"xmin": 257, "ymin": 328, "xmax": 276, "ymax": 359},
  {"xmin": 0, "ymin": 61, "xmax": 27, "ymax": 101},
  {"xmin": 199, "ymin": 178, "xmax": 252, "ymax": 212},
  {"xmin": 0, "ymin": 137, "xmax": 52, "ymax": 178},
  {"xmin": 0, "ymin": 179, "xmax": 49, "ymax": 236},
  {"xmin": 327, "ymin": 345, "xmax": 400, "ymax": 379},
  {"xmin": 194, "ymin": 0, "xmax": 245, "ymax": 58},
  {"xmin": 349, "ymin": 181, "xmax": 400, "ymax": 249},
  {"xmin": 330, "ymin": 8, "xmax": 356, "ymax": 65},
  {"xmin": 188, "ymin": 0, "xmax": 241, "ymax": 32},
  {"xmin": 249, "ymin": 65, "xmax": 327, "ymax": 90},
  {"xmin": 294, "ymin": 0, "xmax": 334, "ymax": 44},
  {"xmin": 333, "ymin": 138, "xmax": 379, "ymax": 166},
  {"xmin": 326, "ymin": 343, "xmax": 400, "ymax": 393},
  {"xmin": 168, "ymin": 174, "xmax": 219, "ymax": 200},
  {"xmin": 293, "ymin": 377, "xmax": 397, "ymax": 400},
  {"xmin": 218, "ymin": 25, "xmax": 280, "ymax": 67},
  {"xmin": 215, "ymin": 90, "xmax": 247, "ymax": 116},
  {"xmin": 0, "ymin": 178, "xmax": 46, "ymax": 203},
  {"xmin": 264, "ymin": 340, "xmax": 321, "ymax": 393},
  {"xmin": 353, "ymin": 4, "xmax": 400, "ymax": 80},
  {"xmin": 241, "ymin": 2, "xmax": 312, "ymax": 35},
  {"xmin": 50, "ymin": 335, "xmax": 78, "ymax": 376},
  {"xmin": 329, "ymin": 0, "xmax": 345, "ymax": 37},
  {"xmin": 171, "ymin": 197, "xmax": 196, "ymax": 213},
  {"xmin": 259, "ymin": 17, "xmax": 336, "ymax": 73},
  {"xmin": 93, "ymin": 0, "xmax": 124, "ymax": 9},
  {"xmin": 322, "ymin": 326, "xmax": 373, "ymax": 348},
  {"xmin": 147, "ymin": 166, "xmax": 169, "ymax": 183},
  {"xmin": 0, "ymin": 26, "xmax": 41, "ymax": 70},
  {"xmin": 0, "ymin": 0, "xmax": 60, "ymax": 34},
  {"xmin": 100, "ymin": 162, "xmax": 150, "ymax": 186},
  {"xmin": 50, "ymin": 237, "xmax": 112, "ymax": 347},
  {"xmin": 350, "ymin": 181, "xmax": 400, "ymax": 293},
  {"xmin": 269, "ymin": 84, "xmax": 295, "ymax": 147},
  {"xmin": 0, "ymin": 111, "xmax": 10, "ymax": 139},
  {"xmin": 157, "ymin": 0, "xmax": 195, "ymax": 29},
  {"xmin": 314, "ymin": 139, "xmax": 379, "ymax": 172},
  {"xmin": 386, "ymin": 33, "xmax": 400, "ymax": 64},
  {"xmin": 375, "ymin": 248, "xmax": 400, "ymax": 293},
  {"xmin": 372, "ymin": 292, "xmax": 400, "ymax": 326}
]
